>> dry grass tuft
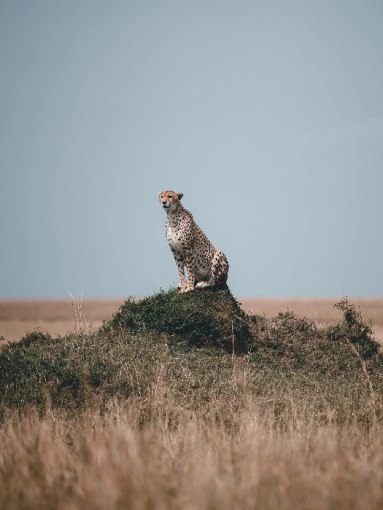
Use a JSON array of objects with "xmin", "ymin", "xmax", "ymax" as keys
[{"xmin": 69, "ymin": 293, "xmax": 98, "ymax": 335}]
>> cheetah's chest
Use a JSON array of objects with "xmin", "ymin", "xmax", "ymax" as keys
[{"xmin": 166, "ymin": 219, "xmax": 187, "ymax": 253}]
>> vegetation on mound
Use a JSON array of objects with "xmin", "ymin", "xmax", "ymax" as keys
[
  {"xmin": 103, "ymin": 287, "xmax": 254, "ymax": 353},
  {"xmin": 0, "ymin": 289, "xmax": 382, "ymax": 425}
]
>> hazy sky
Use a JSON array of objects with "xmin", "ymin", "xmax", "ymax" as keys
[{"xmin": 1, "ymin": 0, "xmax": 382, "ymax": 299}]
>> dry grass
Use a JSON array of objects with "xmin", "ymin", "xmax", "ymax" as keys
[
  {"xmin": 0, "ymin": 299, "xmax": 123, "ymax": 344},
  {"xmin": 1, "ymin": 399, "xmax": 383, "ymax": 510}
]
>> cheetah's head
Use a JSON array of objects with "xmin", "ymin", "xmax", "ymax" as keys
[{"xmin": 158, "ymin": 191, "xmax": 183, "ymax": 211}]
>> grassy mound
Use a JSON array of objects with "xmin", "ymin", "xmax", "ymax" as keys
[
  {"xmin": 0, "ymin": 290, "xmax": 382, "ymax": 424},
  {"xmin": 103, "ymin": 287, "xmax": 254, "ymax": 353}
]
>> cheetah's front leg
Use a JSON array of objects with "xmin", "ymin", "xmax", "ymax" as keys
[
  {"xmin": 180, "ymin": 249, "xmax": 195, "ymax": 293},
  {"xmin": 172, "ymin": 252, "xmax": 188, "ymax": 292}
]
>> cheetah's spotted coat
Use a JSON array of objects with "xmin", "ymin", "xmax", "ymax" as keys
[{"xmin": 159, "ymin": 191, "xmax": 229, "ymax": 293}]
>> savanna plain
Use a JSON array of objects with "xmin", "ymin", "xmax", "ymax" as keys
[{"xmin": 1, "ymin": 292, "xmax": 383, "ymax": 510}]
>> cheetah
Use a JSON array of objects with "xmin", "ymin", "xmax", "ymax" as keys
[{"xmin": 159, "ymin": 191, "xmax": 229, "ymax": 293}]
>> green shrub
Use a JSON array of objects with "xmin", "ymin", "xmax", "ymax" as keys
[
  {"xmin": 103, "ymin": 287, "xmax": 255, "ymax": 353},
  {"xmin": 330, "ymin": 297, "xmax": 380, "ymax": 358}
]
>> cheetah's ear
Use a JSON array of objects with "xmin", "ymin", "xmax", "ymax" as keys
[{"xmin": 176, "ymin": 192, "xmax": 184, "ymax": 200}]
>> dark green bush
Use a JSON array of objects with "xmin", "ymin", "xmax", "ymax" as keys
[
  {"xmin": 331, "ymin": 297, "xmax": 380, "ymax": 358},
  {"xmin": 103, "ymin": 287, "xmax": 255, "ymax": 353}
]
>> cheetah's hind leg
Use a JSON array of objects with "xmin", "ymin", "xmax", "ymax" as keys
[{"xmin": 196, "ymin": 251, "xmax": 229, "ymax": 289}]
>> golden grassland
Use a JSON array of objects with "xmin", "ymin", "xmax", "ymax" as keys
[
  {"xmin": 1, "ymin": 296, "xmax": 382, "ymax": 345},
  {"xmin": 2, "ymin": 398, "xmax": 383, "ymax": 510}
]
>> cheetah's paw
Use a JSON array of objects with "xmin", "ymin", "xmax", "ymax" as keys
[{"xmin": 196, "ymin": 281, "xmax": 210, "ymax": 289}]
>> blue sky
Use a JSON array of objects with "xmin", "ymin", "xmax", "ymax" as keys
[{"xmin": 1, "ymin": 0, "xmax": 382, "ymax": 298}]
